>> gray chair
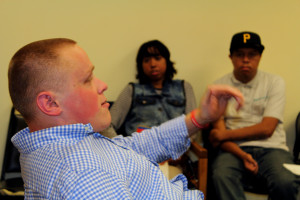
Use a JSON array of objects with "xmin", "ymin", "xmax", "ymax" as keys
[{"xmin": 0, "ymin": 108, "xmax": 26, "ymax": 199}]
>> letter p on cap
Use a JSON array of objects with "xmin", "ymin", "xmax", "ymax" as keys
[{"xmin": 243, "ymin": 33, "xmax": 250, "ymax": 43}]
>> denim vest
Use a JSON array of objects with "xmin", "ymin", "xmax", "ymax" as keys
[{"xmin": 124, "ymin": 80, "xmax": 186, "ymax": 135}]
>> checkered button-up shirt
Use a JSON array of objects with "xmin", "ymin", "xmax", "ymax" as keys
[{"xmin": 12, "ymin": 115, "xmax": 204, "ymax": 200}]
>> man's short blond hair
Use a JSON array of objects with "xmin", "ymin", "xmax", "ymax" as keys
[{"xmin": 8, "ymin": 38, "xmax": 77, "ymax": 121}]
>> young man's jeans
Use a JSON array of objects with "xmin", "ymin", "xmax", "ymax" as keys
[{"xmin": 212, "ymin": 146, "xmax": 300, "ymax": 200}]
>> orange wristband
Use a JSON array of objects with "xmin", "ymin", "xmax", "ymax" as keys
[{"xmin": 191, "ymin": 110, "xmax": 209, "ymax": 129}]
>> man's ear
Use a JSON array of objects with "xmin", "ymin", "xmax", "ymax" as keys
[{"xmin": 36, "ymin": 91, "xmax": 62, "ymax": 116}]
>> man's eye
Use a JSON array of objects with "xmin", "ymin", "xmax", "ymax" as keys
[
  {"xmin": 236, "ymin": 53, "xmax": 244, "ymax": 57},
  {"xmin": 85, "ymin": 76, "xmax": 93, "ymax": 83},
  {"xmin": 248, "ymin": 52, "xmax": 258, "ymax": 58}
]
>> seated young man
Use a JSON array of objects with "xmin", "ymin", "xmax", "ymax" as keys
[{"xmin": 210, "ymin": 31, "xmax": 300, "ymax": 200}]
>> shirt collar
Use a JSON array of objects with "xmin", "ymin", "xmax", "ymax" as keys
[
  {"xmin": 230, "ymin": 71, "xmax": 260, "ymax": 88},
  {"xmin": 12, "ymin": 123, "xmax": 95, "ymax": 154}
]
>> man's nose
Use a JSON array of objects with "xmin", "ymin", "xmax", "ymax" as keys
[
  {"xmin": 96, "ymin": 78, "xmax": 108, "ymax": 94},
  {"xmin": 242, "ymin": 55, "xmax": 250, "ymax": 62}
]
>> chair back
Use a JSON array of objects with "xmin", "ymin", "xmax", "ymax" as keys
[
  {"xmin": 1, "ymin": 107, "xmax": 27, "ymax": 191},
  {"xmin": 293, "ymin": 112, "xmax": 300, "ymax": 163}
]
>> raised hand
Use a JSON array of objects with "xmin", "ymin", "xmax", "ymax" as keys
[{"xmin": 199, "ymin": 85, "xmax": 244, "ymax": 124}]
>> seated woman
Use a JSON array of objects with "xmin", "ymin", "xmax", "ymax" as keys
[{"xmin": 109, "ymin": 40, "xmax": 197, "ymax": 136}]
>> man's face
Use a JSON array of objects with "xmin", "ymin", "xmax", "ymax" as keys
[
  {"xmin": 230, "ymin": 48, "xmax": 262, "ymax": 83},
  {"xmin": 57, "ymin": 45, "xmax": 111, "ymax": 132}
]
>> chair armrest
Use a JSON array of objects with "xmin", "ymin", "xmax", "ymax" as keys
[
  {"xmin": 190, "ymin": 142, "xmax": 208, "ymax": 198},
  {"xmin": 190, "ymin": 142, "xmax": 207, "ymax": 158}
]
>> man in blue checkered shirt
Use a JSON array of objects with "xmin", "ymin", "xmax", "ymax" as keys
[{"xmin": 8, "ymin": 38, "xmax": 244, "ymax": 200}]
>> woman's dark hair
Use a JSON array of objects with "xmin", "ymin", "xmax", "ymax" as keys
[{"xmin": 136, "ymin": 40, "xmax": 177, "ymax": 84}]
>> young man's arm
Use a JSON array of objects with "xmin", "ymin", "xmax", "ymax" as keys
[
  {"xmin": 209, "ymin": 117, "xmax": 278, "ymax": 145},
  {"xmin": 211, "ymin": 118, "xmax": 258, "ymax": 174}
]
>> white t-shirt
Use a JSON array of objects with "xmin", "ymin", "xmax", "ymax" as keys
[{"xmin": 214, "ymin": 70, "xmax": 288, "ymax": 150}]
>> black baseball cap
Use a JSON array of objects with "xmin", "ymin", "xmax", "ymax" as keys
[{"xmin": 230, "ymin": 31, "xmax": 265, "ymax": 54}]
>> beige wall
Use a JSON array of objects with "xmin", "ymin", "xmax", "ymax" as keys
[{"xmin": 1, "ymin": 0, "xmax": 300, "ymax": 172}]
